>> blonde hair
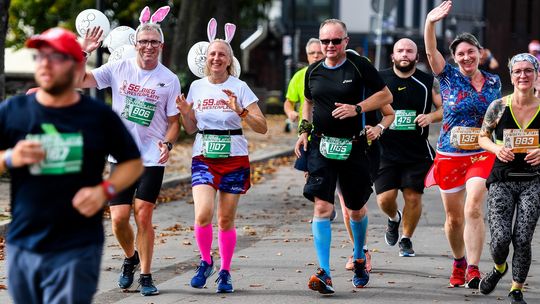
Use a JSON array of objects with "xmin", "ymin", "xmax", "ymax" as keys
[{"xmin": 204, "ymin": 39, "xmax": 238, "ymax": 77}]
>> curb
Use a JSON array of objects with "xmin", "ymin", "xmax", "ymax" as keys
[{"xmin": 0, "ymin": 148, "xmax": 295, "ymax": 238}]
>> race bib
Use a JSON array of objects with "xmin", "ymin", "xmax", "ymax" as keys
[
  {"xmin": 26, "ymin": 124, "xmax": 83, "ymax": 175},
  {"xmin": 122, "ymin": 96, "xmax": 156, "ymax": 126},
  {"xmin": 450, "ymin": 127, "xmax": 481, "ymax": 150},
  {"xmin": 203, "ymin": 134, "xmax": 231, "ymax": 158},
  {"xmin": 503, "ymin": 129, "xmax": 539, "ymax": 153},
  {"xmin": 319, "ymin": 136, "xmax": 352, "ymax": 160},
  {"xmin": 390, "ymin": 109, "xmax": 417, "ymax": 130}
]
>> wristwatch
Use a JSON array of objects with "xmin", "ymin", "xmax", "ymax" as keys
[
  {"xmin": 355, "ymin": 104, "xmax": 363, "ymax": 115},
  {"xmin": 163, "ymin": 141, "xmax": 173, "ymax": 151},
  {"xmin": 101, "ymin": 180, "xmax": 116, "ymax": 200},
  {"xmin": 82, "ymin": 51, "xmax": 90, "ymax": 59}
]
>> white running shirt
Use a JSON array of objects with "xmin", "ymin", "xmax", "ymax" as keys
[
  {"xmin": 92, "ymin": 58, "xmax": 181, "ymax": 166},
  {"xmin": 187, "ymin": 76, "xmax": 258, "ymax": 156}
]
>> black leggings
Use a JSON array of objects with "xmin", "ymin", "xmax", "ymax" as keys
[{"xmin": 487, "ymin": 178, "xmax": 540, "ymax": 283}]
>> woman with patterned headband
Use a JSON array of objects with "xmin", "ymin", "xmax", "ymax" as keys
[
  {"xmin": 477, "ymin": 53, "xmax": 540, "ymax": 304},
  {"xmin": 424, "ymin": 0, "xmax": 502, "ymax": 289}
]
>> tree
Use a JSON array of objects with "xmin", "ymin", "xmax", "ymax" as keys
[{"xmin": 0, "ymin": 0, "xmax": 9, "ymax": 101}]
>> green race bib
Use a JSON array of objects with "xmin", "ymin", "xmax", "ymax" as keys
[
  {"xmin": 122, "ymin": 96, "xmax": 156, "ymax": 126},
  {"xmin": 203, "ymin": 134, "xmax": 231, "ymax": 158},
  {"xmin": 391, "ymin": 109, "xmax": 417, "ymax": 130},
  {"xmin": 319, "ymin": 136, "xmax": 352, "ymax": 160},
  {"xmin": 26, "ymin": 124, "xmax": 83, "ymax": 175}
]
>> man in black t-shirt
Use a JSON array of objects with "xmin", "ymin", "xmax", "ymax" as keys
[
  {"xmin": 375, "ymin": 38, "xmax": 442, "ymax": 258},
  {"xmin": 294, "ymin": 19, "xmax": 393, "ymax": 294},
  {"xmin": 0, "ymin": 28, "xmax": 143, "ymax": 303}
]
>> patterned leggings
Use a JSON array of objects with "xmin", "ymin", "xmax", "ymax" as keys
[{"xmin": 487, "ymin": 178, "xmax": 540, "ymax": 283}]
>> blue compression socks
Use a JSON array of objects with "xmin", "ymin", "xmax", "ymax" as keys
[
  {"xmin": 312, "ymin": 217, "xmax": 332, "ymax": 275},
  {"xmin": 351, "ymin": 215, "xmax": 368, "ymax": 260}
]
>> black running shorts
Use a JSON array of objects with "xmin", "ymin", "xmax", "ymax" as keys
[
  {"xmin": 374, "ymin": 158, "xmax": 433, "ymax": 195},
  {"xmin": 108, "ymin": 165, "xmax": 165, "ymax": 205}
]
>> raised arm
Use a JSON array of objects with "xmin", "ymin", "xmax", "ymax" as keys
[
  {"xmin": 77, "ymin": 26, "xmax": 103, "ymax": 89},
  {"xmin": 424, "ymin": 0, "xmax": 452, "ymax": 75}
]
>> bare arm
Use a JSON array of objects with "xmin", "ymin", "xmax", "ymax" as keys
[
  {"xmin": 366, "ymin": 104, "xmax": 395, "ymax": 140},
  {"xmin": 294, "ymin": 98, "xmax": 314, "ymax": 157},
  {"xmin": 176, "ymin": 94, "xmax": 198, "ymax": 134},
  {"xmin": 424, "ymin": 1, "xmax": 452, "ymax": 75},
  {"xmin": 415, "ymin": 79, "xmax": 443, "ymax": 127},
  {"xmin": 478, "ymin": 98, "xmax": 513, "ymax": 162},
  {"xmin": 77, "ymin": 27, "xmax": 103, "ymax": 89},
  {"xmin": 158, "ymin": 114, "xmax": 181, "ymax": 164},
  {"xmin": 243, "ymin": 102, "xmax": 267, "ymax": 134},
  {"xmin": 332, "ymin": 86, "xmax": 393, "ymax": 119},
  {"xmin": 283, "ymin": 99, "xmax": 299, "ymax": 122}
]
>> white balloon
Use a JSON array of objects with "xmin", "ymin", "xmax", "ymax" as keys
[
  {"xmin": 75, "ymin": 9, "xmax": 110, "ymax": 38},
  {"xmin": 103, "ymin": 26, "xmax": 136, "ymax": 53},
  {"xmin": 187, "ymin": 41, "xmax": 209, "ymax": 78},
  {"xmin": 187, "ymin": 41, "xmax": 242, "ymax": 78},
  {"xmin": 108, "ymin": 44, "xmax": 136, "ymax": 63}
]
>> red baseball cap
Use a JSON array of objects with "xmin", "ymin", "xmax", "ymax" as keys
[{"xmin": 25, "ymin": 27, "xmax": 84, "ymax": 62}]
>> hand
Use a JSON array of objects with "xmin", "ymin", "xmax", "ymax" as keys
[
  {"xmin": 525, "ymin": 148, "xmax": 540, "ymax": 166},
  {"xmin": 426, "ymin": 0, "xmax": 452, "ymax": 24},
  {"xmin": 365, "ymin": 125, "xmax": 382, "ymax": 141},
  {"xmin": 287, "ymin": 111, "xmax": 299, "ymax": 122},
  {"xmin": 10, "ymin": 140, "xmax": 45, "ymax": 168},
  {"xmin": 222, "ymin": 89, "xmax": 242, "ymax": 114},
  {"xmin": 72, "ymin": 185, "xmax": 106, "ymax": 217},
  {"xmin": 496, "ymin": 146, "xmax": 514, "ymax": 163},
  {"xmin": 295, "ymin": 133, "xmax": 309, "ymax": 158},
  {"xmin": 175, "ymin": 94, "xmax": 193, "ymax": 116},
  {"xmin": 332, "ymin": 103, "xmax": 357, "ymax": 119},
  {"xmin": 157, "ymin": 141, "xmax": 170, "ymax": 164},
  {"xmin": 81, "ymin": 26, "xmax": 104, "ymax": 53},
  {"xmin": 414, "ymin": 114, "xmax": 432, "ymax": 127}
]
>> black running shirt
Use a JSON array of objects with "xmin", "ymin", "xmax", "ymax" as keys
[
  {"xmin": 304, "ymin": 55, "xmax": 386, "ymax": 138},
  {"xmin": 379, "ymin": 68, "xmax": 436, "ymax": 162}
]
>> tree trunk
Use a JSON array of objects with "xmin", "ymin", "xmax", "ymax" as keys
[{"xmin": 0, "ymin": 0, "xmax": 10, "ymax": 101}]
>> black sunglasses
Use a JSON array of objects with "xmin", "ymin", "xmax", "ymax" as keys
[{"xmin": 320, "ymin": 37, "xmax": 347, "ymax": 45}]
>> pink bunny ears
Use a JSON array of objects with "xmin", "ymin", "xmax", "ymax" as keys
[
  {"xmin": 206, "ymin": 18, "xmax": 236, "ymax": 43},
  {"xmin": 136, "ymin": 6, "xmax": 171, "ymax": 42}
]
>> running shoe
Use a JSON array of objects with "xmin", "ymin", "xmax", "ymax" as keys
[
  {"xmin": 345, "ymin": 255, "xmax": 354, "ymax": 270},
  {"xmin": 118, "ymin": 251, "xmax": 140, "ymax": 289},
  {"xmin": 364, "ymin": 249, "xmax": 372, "ymax": 273},
  {"xmin": 449, "ymin": 262, "xmax": 466, "ymax": 287},
  {"xmin": 465, "ymin": 265, "xmax": 481, "ymax": 289},
  {"xmin": 385, "ymin": 210, "xmax": 402, "ymax": 246},
  {"xmin": 398, "ymin": 238, "xmax": 415, "ymax": 257},
  {"xmin": 308, "ymin": 268, "xmax": 335, "ymax": 294},
  {"xmin": 138, "ymin": 274, "xmax": 159, "ymax": 296},
  {"xmin": 216, "ymin": 270, "xmax": 234, "ymax": 293},
  {"xmin": 479, "ymin": 263, "xmax": 507, "ymax": 295},
  {"xmin": 352, "ymin": 258, "xmax": 369, "ymax": 288},
  {"xmin": 508, "ymin": 290, "xmax": 527, "ymax": 304},
  {"xmin": 191, "ymin": 258, "xmax": 216, "ymax": 288}
]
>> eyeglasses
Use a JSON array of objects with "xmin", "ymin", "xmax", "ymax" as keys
[
  {"xmin": 320, "ymin": 37, "xmax": 347, "ymax": 45},
  {"xmin": 511, "ymin": 68, "xmax": 535, "ymax": 77},
  {"xmin": 34, "ymin": 52, "xmax": 72, "ymax": 64},
  {"xmin": 307, "ymin": 51, "xmax": 323, "ymax": 56},
  {"xmin": 137, "ymin": 40, "xmax": 162, "ymax": 48}
]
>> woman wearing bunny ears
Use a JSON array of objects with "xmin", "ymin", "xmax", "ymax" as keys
[
  {"xmin": 80, "ymin": 6, "xmax": 180, "ymax": 296},
  {"xmin": 177, "ymin": 19, "xmax": 267, "ymax": 293}
]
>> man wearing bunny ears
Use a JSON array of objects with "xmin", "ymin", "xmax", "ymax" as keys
[{"xmin": 79, "ymin": 6, "xmax": 180, "ymax": 296}]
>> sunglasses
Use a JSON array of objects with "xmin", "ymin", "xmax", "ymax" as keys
[{"xmin": 320, "ymin": 37, "xmax": 347, "ymax": 45}]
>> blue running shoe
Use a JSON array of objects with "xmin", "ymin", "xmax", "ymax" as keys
[
  {"xmin": 352, "ymin": 258, "xmax": 369, "ymax": 288},
  {"xmin": 138, "ymin": 274, "xmax": 159, "ymax": 296},
  {"xmin": 118, "ymin": 251, "xmax": 140, "ymax": 289},
  {"xmin": 308, "ymin": 268, "xmax": 335, "ymax": 294},
  {"xmin": 216, "ymin": 270, "xmax": 234, "ymax": 293},
  {"xmin": 191, "ymin": 258, "xmax": 216, "ymax": 288}
]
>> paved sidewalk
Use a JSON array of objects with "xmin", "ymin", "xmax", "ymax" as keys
[{"xmin": 1, "ymin": 163, "xmax": 539, "ymax": 303}]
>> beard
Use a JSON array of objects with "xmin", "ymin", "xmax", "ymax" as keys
[
  {"xmin": 38, "ymin": 67, "xmax": 76, "ymax": 96},
  {"xmin": 394, "ymin": 60, "xmax": 416, "ymax": 73}
]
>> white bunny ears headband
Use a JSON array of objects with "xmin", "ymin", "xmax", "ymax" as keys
[
  {"xmin": 187, "ymin": 18, "xmax": 241, "ymax": 78},
  {"xmin": 136, "ymin": 6, "xmax": 170, "ymax": 42}
]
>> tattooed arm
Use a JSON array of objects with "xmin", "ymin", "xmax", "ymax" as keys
[{"xmin": 479, "ymin": 97, "xmax": 514, "ymax": 162}]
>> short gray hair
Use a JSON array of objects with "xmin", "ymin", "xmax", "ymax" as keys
[
  {"xmin": 136, "ymin": 23, "xmax": 164, "ymax": 42},
  {"xmin": 305, "ymin": 38, "xmax": 320, "ymax": 52},
  {"xmin": 319, "ymin": 19, "xmax": 348, "ymax": 36}
]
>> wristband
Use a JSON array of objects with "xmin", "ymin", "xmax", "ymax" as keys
[
  {"xmin": 163, "ymin": 141, "xmax": 173, "ymax": 151},
  {"xmin": 298, "ymin": 119, "xmax": 313, "ymax": 135},
  {"xmin": 238, "ymin": 108, "xmax": 249, "ymax": 118},
  {"xmin": 3, "ymin": 148, "xmax": 13, "ymax": 169},
  {"xmin": 377, "ymin": 123, "xmax": 385, "ymax": 133},
  {"xmin": 100, "ymin": 180, "xmax": 116, "ymax": 200},
  {"xmin": 83, "ymin": 51, "xmax": 91, "ymax": 59}
]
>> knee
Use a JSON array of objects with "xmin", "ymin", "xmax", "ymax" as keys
[
  {"xmin": 446, "ymin": 214, "xmax": 464, "ymax": 230},
  {"xmin": 464, "ymin": 205, "xmax": 483, "ymax": 220},
  {"xmin": 403, "ymin": 192, "xmax": 422, "ymax": 207},
  {"xmin": 313, "ymin": 201, "xmax": 333, "ymax": 218},
  {"xmin": 111, "ymin": 210, "xmax": 131, "ymax": 229},
  {"xmin": 134, "ymin": 206, "xmax": 154, "ymax": 229},
  {"xmin": 195, "ymin": 214, "xmax": 213, "ymax": 227},
  {"xmin": 218, "ymin": 215, "xmax": 235, "ymax": 231}
]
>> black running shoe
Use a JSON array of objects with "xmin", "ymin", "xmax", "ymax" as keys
[
  {"xmin": 118, "ymin": 251, "xmax": 140, "ymax": 289},
  {"xmin": 508, "ymin": 289, "xmax": 527, "ymax": 304},
  {"xmin": 479, "ymin": 263, "xmax": 507, "ymax": 295},
  {"xmin": 385, "ymin": 210, "xmax": 401, "ymax": 246},
  {"xmin": 398, "ymin": 238, "xmax": 415, "ymax": 257}
]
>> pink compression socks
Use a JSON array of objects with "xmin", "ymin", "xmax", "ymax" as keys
[
  {"xmin": 194, "ymin": 223, "xmax": 213, "ymax": 264},
  {"xmin": 218, "ymin": 228, "xmax": 237, "ymax": 271}
]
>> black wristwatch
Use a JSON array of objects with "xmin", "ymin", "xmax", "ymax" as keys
[
  {"xmin": 163, "ymin": 141, "xmax": 173, "ymax": 151},
  {"xmin": 355, "ymin": 104, "xmax": 363, "ymax": 115}
]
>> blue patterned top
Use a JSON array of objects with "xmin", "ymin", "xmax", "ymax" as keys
[{"xmin": 437, "ymin": 63, "xmax": 501, "ymax": 153}]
